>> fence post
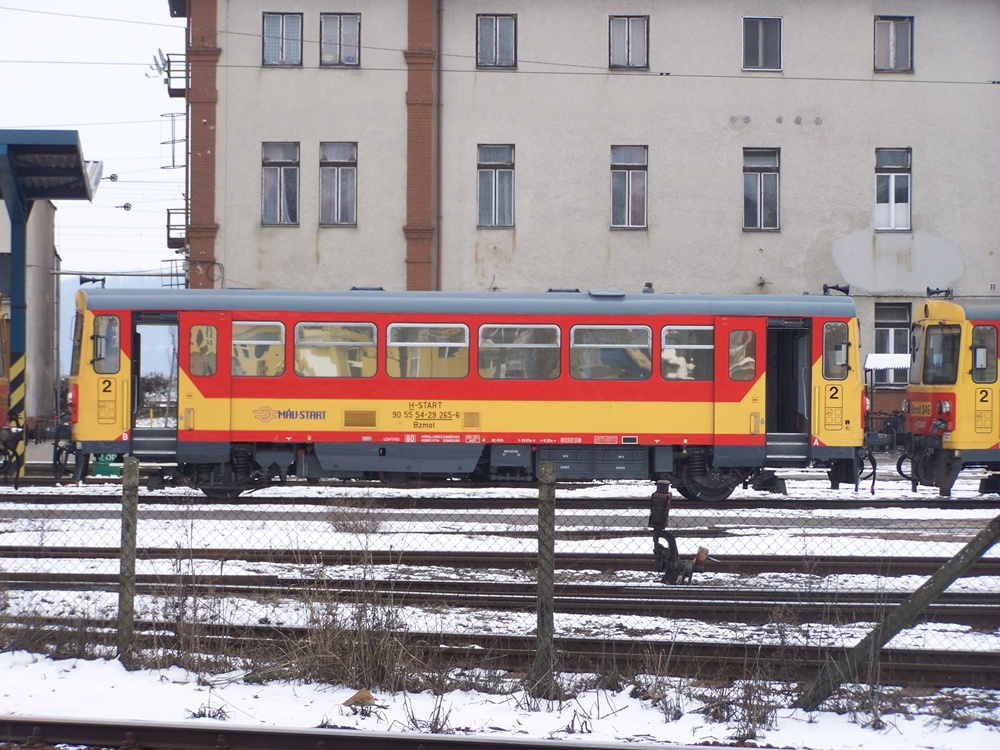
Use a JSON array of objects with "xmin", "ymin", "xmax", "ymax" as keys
[
  {"xmin": 795, "ymin": 511, "xmax": 1000, "ymax": 711},
  {"xmin": 117, "ymin": 456, "xmax": 140, "ymax": 666},
  {"xmin": 531, "ymin": 461, "xmax": 557, "ymax": 698}
]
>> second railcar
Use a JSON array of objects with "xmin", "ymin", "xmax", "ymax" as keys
[
  {"xmin": 901, "ymin": 298, "xmax": 1000, "ymax": 496},
  {"xmin": 66, "ymin": 288, "xmax": 866, "ymax": 499}
]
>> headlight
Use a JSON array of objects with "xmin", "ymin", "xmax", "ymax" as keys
[{"xmin": 901, "ymin": 398, "xmax": 910, "ymax": 413}]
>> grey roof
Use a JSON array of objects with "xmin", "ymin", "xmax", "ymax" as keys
[{"xmin": 81, "ymin": 288, "xmax": 857, "ymax": 318}]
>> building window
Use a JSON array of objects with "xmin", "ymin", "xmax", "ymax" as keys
[
  {"xmin": 875, "ymin": 17, "xmax": 912, "ymax": 72},
  {"xmin": 743, "ymin": 148, "xmax": 779, "ymax": 230},
  {"xmin": 875, "ymin": 303, "xmax": 910, "ymax": 385},
  {"xmin": 611, "ymin": 146, "xmax": 647, "ymax": 228},
  {"xmin": 477, "ymin": 14, "xmax": 516, "ymax": 67},
  {"xmin": 321, "ymin": 13, "xmax": 361, "ymax": 66},
  {"xmin": 743, "ymin": 17, "xmax": 781, "ymax": 70},
  {"xmin": 320, "ymin": 142, "xmax": 357, "ymax": 226},
  {"xmin": 263, "ymin": 13, "xmax": 302, "ymax": 66},
  {"xmin": 478, "ymin": 145, "xmax": 514, "ymax": 227},
  {"xmin": 262, "ymin": 142, "xmax": 299, "ymax": 225},
  {"xmin": 875, "ymin": 148, "xmax": 911, "ymax": 230},
  {"xmin": 610, "ymin": 16, "xmax": 648, "ymax": 69}
]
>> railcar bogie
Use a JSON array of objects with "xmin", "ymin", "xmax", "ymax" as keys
[{"xmin": 65, "ymin": 288, "xmax": 867, "ymax": 500}]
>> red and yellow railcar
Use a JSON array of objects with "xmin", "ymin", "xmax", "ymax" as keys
[
  {"xmin": 901, "ymin": 298, "xmax": 1000, "ymax": 495},
  {"xmin": 67, "ymin": 288, "xmax": 866, "ymax": 499}
]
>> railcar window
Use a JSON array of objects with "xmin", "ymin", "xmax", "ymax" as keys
[
  {"xmin": 188, "ymin": 325, "xmax": 218, "ymax": 377},
  {"xmin": 70, "ymin": 312, "xmax": 84, "ymax": 376},
  {"xmin": 922, "ymin": 324, "xmax": 961, "ymax": 385},
  {"xmin": 294, "ymin": 322, "xmax": 376, "ymax": 377},
  {"xmin": 232, "ymin": 322, "xmax": 285, "ymax": 377},
  {"xmin": 570, "ymin": 326, "xmax": 651, "ymax": 380},
  {"xmin": 478, "ymin": 325, "xmax": 560, "ymax": 379},
  {"xmin": 972, "ymin": 325, "xmax": 998, "ymax": 384},
  {"xmin": 387, "ymin": 324, "xmax": 469, "ymax": 378},
  {"xmin": 822, "ymin": 322, "xmax": 850, "ymax": 380},
  {"xmin": 93, "ymin": 315, "xmax": 121, "ymax": 375},
  {"xmin": 661, "ymin": 326, "xmax": 713, "ymax": 380},
  {"xmin": 728, "ymin": 330, "xmax": 756, "ymax": 381}
]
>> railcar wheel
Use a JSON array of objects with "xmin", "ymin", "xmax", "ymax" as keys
[{"xmin": 675, "ymin": 482, "xmax": 736, "ymax": 503}]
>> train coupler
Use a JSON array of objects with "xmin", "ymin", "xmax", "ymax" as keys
[{"xmin": 746, "ymin": 469, "xmax": 787, "ymax": 494}]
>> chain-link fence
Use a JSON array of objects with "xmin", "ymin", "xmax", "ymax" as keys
[{"xmin": 1, "ymin": 463, "xmax": 998, "ymax": 683}]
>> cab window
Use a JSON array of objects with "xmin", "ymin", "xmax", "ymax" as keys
[
  {"xmin": 922, "ymin": 324, "xmax": 961, "ymax": 385},
  {"xmin": 822, "ymin": 322, "xmax": 850, "ymax": 380},
  {"xmin": 972, "ymin": 325, "xmax": 998, "ymax": 384},
  {"xmin": 93, "ymin": 315, "xmax": 121, "ymax": 375},
  {"xmin": 232, "ymin": 321, "xmax": 285, "ymax": 376}
]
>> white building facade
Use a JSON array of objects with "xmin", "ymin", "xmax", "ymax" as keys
[{"xmin": 169, "ymin": 0, "xmax": 1000, "ymax": 393}]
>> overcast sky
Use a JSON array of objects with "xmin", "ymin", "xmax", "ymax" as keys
[{"xmin": 0, "ymin": 1, "xmax": 187, "ymax": 280}]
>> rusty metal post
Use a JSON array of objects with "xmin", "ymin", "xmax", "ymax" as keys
[
  {"xmin": 117, "ymin": 456, "xmax": 139, "ymax": 665},
  {"xmin": 531, "ymin": 461, "xmax": 557, "ymax": 698}
]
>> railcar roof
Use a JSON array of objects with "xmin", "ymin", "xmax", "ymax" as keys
[{"xmin": 80, "ymin": 288, "xmax": 857, "ymax": 317}]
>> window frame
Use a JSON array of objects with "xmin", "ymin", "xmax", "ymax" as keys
[
  {"xmin": 874, "ymin": 16, "xmax": 913, "ymax": 73},
  {"xmin": 743, "ymin": 148, "xmax": 779, "ymax": 230},
  {"xmin": 386, "ymin": 323, "xmax": 470, "ymax": 379},
  {"xmin": 875, "ymin": 147, "xmax": 911, "ymax": 231},
  {"xmin": 320, "ymin": 12, "xmax": 361, "ymax": 67},
  {"xmin": 262, "ymin": 12, "xmax": 303, "ymax": 67},
  {"xmin": 661, "ymin": 325, "xmax": 714, "ymax": 381},
  {"xmin": 742, "ymin": 16, "xmax": 782, "ymax": 71},
  {"xmin": 262, "ymin": 142, "xmax": 300, "ymax": 226},
  {"xmin": 611, "ymin": 145, "xmax": 648, "ymax": 229},
  {"xmin": 972, "ymin": 326, "xmax": 998, "ymax": 385},
  {"xmin": 294, "ymin": 321, "xmax": 376, "ymax": 378},
  {"xmin": 93, "ymin": 315, "xmax": 121, "ymax": 375},
  {"xmin": 478, "ymin": 324, "xmax": 561, "ymax": 380},
  {"xmin": 478, "ymin": 144, "xmax": 515, "ymax": 228},
  {"xmin": 569, "ymin": 325, "xmax": 652, "ymax": 381},
  {"xmin": 232, "ymin": 321, "xmax": 286, "ymax": 377},
  {"xmin": 319, "ymin": 142, "xmax": 358, "ymax": 226},
  {"xmin": 609, "ymin": 15, "xmax": 649, "ymax": 69},
  {"xmin": 476, "ymin": 14, "xmax": 516, "ymax": 68}
]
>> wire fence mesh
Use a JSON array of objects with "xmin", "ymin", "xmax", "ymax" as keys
[{"xmin": 1, "ymin": 461, "xmax": 999, "ymax": 682}]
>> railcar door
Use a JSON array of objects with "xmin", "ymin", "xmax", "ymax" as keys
[
  {"xmin": 177, "ymin": 311, "xmax": 232, "ymax": 466},
  {"xmin": 713, "ymin": 316, "xmax": 767, "ymax": 467},
  {"xmin": 765, "ymin": 318, "xmax": 811, "ymax": 465},
  {"xmin": 129, "ymin": 313, "xmax": 179, "ymax": 461}
]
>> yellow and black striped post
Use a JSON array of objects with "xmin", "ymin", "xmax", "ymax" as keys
[{"xmin": 8, "ymin": 351, "xmax": 25, "ymax": 483}]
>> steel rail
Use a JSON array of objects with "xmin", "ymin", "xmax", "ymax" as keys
[{"xmin": 1, "ymin": 715, "xmax": 703, "ymax": 750}]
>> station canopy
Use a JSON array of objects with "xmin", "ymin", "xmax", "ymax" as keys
[{"xmin": 0, "ymin": 129, "xmax": 102, "ymax": 207}]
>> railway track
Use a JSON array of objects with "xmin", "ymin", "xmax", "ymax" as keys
[
  {"xmin": 2, "ymin": 571, "xmax": 996, "ymax": 627},
  {"xmin": 1, "ymin": 716, "xmax": 696, "ymax": 750},
  {"xmin": 3, "ymin": 546, "xmax": 999, "ymax": 576},
  {"xmin": 3, "ymin": 618, "xmax": 997, "ymax": 689}
]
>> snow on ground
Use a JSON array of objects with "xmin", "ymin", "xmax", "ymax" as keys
[{"xmin": 0, "ymin": 651, "xmax": 997, "ymax": 749}]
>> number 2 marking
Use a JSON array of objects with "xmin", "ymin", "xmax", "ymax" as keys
[{"xmin": 827, "ymin": 385, "xmax": 840, "ymax": 400}]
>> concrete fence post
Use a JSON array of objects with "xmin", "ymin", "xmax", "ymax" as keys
[
  {"xmin": 531, "ymin": 461, "xmax": 557, "ymax": 698},
  {"xmin": 117, "ymin": 456, "xmax": 140, "ymax": 666}
]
